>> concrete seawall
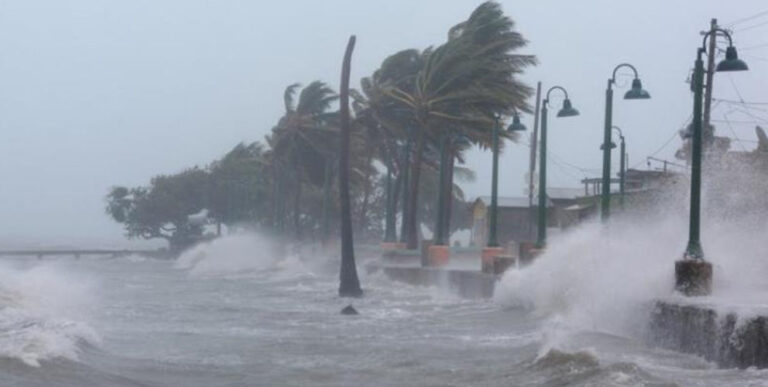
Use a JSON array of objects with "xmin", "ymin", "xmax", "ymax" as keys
[
  {"xmin": 649, "ymin": 299, "xmax": 768, "ymax": 368},
  {"xmin": 367, "ymin": 264, "xmax": 496, "ymax": 299}
]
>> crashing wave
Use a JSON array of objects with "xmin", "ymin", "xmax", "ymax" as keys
[
  {"xmin": 0, "ymin": 264, "xmax": 99, "ymax": 367},
  {"xmin": 175, "ymin": 233, "xmax": 314, "ymax": 278}
]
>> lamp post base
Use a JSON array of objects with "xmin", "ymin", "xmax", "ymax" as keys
[
  {"xmin": 675, "ymin": 259, "xmax": 712, "ymax": 296},
  {"xmin": 481, "ymin": 247, "xmax": 505, "ymax": 273},
  {"xmin": 427, "ymin": 245, "xmax": 450, "ymax": 267}
]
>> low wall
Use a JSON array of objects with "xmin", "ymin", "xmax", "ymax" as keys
[
  {"xmin": 367, "ymin": 264, "xmax": 496, "ymax": 299},
  {"xmin": 648, "ymin": 300, "xmax": 768, "ymax": 368}
]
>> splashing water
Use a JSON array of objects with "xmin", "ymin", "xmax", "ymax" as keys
[
  {"xmin": 175, "ymin": 232, "xmax": 317, "ymax": 278},
  {"xmin": 0, "ymin": 263, "xmax": 99, "ymax": 367},
  {"xmin": 495, "ymin": 163, "xmax": 768, "ymax": 345}
]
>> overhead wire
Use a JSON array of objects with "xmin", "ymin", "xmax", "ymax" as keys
[
  {"xmin": 724, "ymin": 10, "xmax": 768, "ymax": 28},
  {"xmin": 735, "ymin": 20, "xmax": 768, "ymax": 33},
  {"xmin": 722, "ymin": 111, "xmax": 749, "ymax": 152}
]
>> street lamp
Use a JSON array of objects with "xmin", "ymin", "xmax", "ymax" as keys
[
  {"xmin": 536, "ymin": 86, "xmax": 579, "ymax": 249},
  {"xmin": 480, "ymin": 113, "xmax": 527, "ymax": 272},
  {"xmin": 676, "ymin": 28, "xmax": 748, "ymax": 296},
  {"xmin": 601, "ymin": 64, "xmax": 650, "ymax": 222},
  {"xmin": 612, "ymin": 126, "xmax": 626, "ymax": 210}
]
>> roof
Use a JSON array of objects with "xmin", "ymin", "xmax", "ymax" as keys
[
  {"xmin": 546, "ymin": 187, "xmax": 584, "ymax": 200},
  {"xmin": 475, "ymin": 196, "xmax": 553, "ymax": 208},
  {"xmin": 563, "ymin": 203, "xmax": 596, "ymax": 211}
]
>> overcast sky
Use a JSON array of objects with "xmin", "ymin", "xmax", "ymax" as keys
[{"xmin": 0, "ymin": 0, "xmax": 766, "ymax": 246}]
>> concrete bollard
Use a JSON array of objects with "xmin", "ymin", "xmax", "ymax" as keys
[
  {"xmin": 420, "ymin": 239, "xmax": 433, "ymax": 267},
  {"xmin": 675, "ymin": 259, "xmax": 712, "ymax": 296},
  {"xmin": 427, "ymin": 245, "xmax": 450, "ymax": 267},
  {"xmin": 518, "ymin": 242, "xmax": 542, "ymax": 266},
  {"xmin": 380, "ymin": 242, "xmax": 405, "ymax": 251},
  {"xmin": 481, "ymin": 247, "xmax": 504, "ymax": 273},
  {"xmin": 492, "ymin": 255, "xmax": 517, "ymax": 275}
]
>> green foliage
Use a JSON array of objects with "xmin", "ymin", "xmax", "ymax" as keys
[
  {"xmin": 106, "ymin": 168, "xmax": 209, "ymax": 252},
  {"xmin": 209, "ymin": 142, "xmax": 270, "ymax": 226},
  {"xmin": 105, "ymin": 1, "xmax": 536, "ymax": 250}
]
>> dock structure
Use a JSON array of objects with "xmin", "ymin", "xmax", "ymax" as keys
[{"xmin": 0, "ymin": 249, "xmax": 169, "ymax": 260}]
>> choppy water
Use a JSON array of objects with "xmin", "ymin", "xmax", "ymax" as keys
[{"xmin": 1, "ymin": 233, "xmax": 768, "ymax": 386}]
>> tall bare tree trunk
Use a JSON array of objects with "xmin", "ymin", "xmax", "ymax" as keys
[{"xmin": 338, "ymin": 35, "xmax": 362, "ymax": 298}]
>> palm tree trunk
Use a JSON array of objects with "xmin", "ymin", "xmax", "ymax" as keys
[
  {"xmin": 321, "ymin": 157, "xmax": 332, "ymax": 244},
  {"xmin": 383, "ymin": 162, "xmax": 398, "ymax": 242},
  {"xmin": 443, "ymin": 147, "xmax": 455, "ymax": 245},
  {"xmin": 338, "ymin": 35, "xmax": 362, "ymax": 298},
  {"xmin": 293, "ymin": 177, "xmax": 302, "ymax": 240},
  {"xmin": 434, "ymin": 135, "xmax": 448, "ymax": 245},
  {"xmin": 405, "ymin": 129, "xmax": 426, "ymax": 250},
  {"xmin": 270, "ymin": 163, "xmax": 278, "ymax": 230},
  {"xmin": 398, "ymin": 139, "xmax": 412, "ymax": 244},
  {"xmin": 358, "ymin": 154, "xmax": 373, "ymax": 232}
]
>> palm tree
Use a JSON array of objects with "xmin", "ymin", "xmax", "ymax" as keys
[
  {"xmin": 351, "ymin": 49, "xmax": 423, "ymax": 243},
  {"xmin": 338, "ymin": 35, "xmax": 363, "ymax": 298},
  {"xmin": 268, "ymin": 81, "xmax": 338, "ymax": 240},
  {"xmin": 385, "ymin": 1, "xmax": 536, "ymax": 249}
]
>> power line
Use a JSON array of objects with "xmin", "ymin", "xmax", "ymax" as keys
[
  {"xmin": 713, "ymin": 98, "xmax": 768, "ymax": 106},
  {"xmin": 727, "ymin": 75, "xmax": 768, "ymax": 126},
  {"xmin": 735, "ymin": 20, "xmax": 768, "ymax": 33},
  {"xmin": 724, "ymin": 10, "xmax": 768, "ymax": 28},
  {"xmin": 722, "ymin": 113, "xmax": 749, "ymax": 151},
  {"xmin": 741, "ymin": 42, "xmax": 768, "ymax": 51},
  {"xmin": 518, "ymin": 138, "xmax": 598, "ymax": 181},
  {"xmin": 712, "ymin": 119, "xmax": 768, "ymax": 125},
  {"xmin": 742, "ymin": 53, "xmax": 768, "ymax": 62}
]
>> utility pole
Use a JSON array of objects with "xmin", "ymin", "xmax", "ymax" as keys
[
  {"xmin": 702, "ymin": 18, "xmax": 718, "ymax": 144},
  {"xmin": 528, "ymin": 81, "xmax": 541, "ymax": 240}
]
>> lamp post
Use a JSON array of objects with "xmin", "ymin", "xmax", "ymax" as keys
[
  {"xmin": 613, "ymin": 126, "xmax": 626, "ymax": 211},
  {"xmin": 481, "ymin": 114, "xmax": 527, "ymax": 272},
  {"xmin": 601, "ymin": 64, "xmax": 650, "ymax": 222},
  {"xmin": 536, "ymin": 86, "xmax": 580, "ymax": 249},
  {"xmin": 676, "ymin": 28, "xmax": 748, "ymax": 296}
]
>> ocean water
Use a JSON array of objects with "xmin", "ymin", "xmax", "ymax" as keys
[{"xmin": 1, "ymin": 232, "xmax": 768, "ymax": 387}]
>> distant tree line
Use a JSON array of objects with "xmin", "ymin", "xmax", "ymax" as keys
[{"xmin": 105, "ymin": 1, "xmax": 536, "ymax": 253}]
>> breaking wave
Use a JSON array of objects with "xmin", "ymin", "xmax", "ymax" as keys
[
  {"xmin": 175, "ymin": 233, "xmax": 317, "ymax": 278},
  {"xmin": 0, "ymin": 263, "xmax": 99, "ymax": 367}
]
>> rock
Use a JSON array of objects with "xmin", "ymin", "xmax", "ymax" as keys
[{"xmin": 340, "ymin": 304, "xmax": 358, "ymax": 315}]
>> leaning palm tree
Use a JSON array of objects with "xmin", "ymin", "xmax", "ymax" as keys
[
  {"xmin": 269, "ymin": 81, "xmax": 338, "ymax": 240},
  {"xmin": 385, "ymin": 1, "xmax": 536, "ymax": 249},
  {"xmin": 351, "ymin": 49, "xmax": 423, "ymax": 243}
]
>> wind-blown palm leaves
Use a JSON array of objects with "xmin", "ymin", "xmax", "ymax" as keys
[
  {"xmin": 106, "ymin": 1, "xmax": 538, "ymax": 257},
  {"xmin": 268, "ymin": 81, "xmax": 339, "ymax": 239},
  {"xmin": 384, "ymin": 1, "xmax": 536, "ymax": 248}
]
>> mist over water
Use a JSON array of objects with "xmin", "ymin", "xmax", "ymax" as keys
[
  {"xmin": 1, "ymin": 222, "xmax": 768, "ymax": 386},
  {"xmin": 0, "ymin": 168, "xmax": 767, "ymax": 385}
]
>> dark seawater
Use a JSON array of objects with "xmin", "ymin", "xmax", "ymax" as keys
[{"xmin": 1, "ymin": 234, "xmax": 767, "ymax": 387}]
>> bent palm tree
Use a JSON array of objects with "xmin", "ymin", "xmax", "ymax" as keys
[
  {"xmin": 386, "ymin": 1, "xmax": 536, "ymax": 249},
  {"xmin": 269, "ymin": 81, "xmax": 338, "ymax": 239}
]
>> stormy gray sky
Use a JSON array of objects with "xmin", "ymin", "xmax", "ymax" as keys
[{"xmin": 0, "ymin": 0, "xmax": 767, "ymax": 246}]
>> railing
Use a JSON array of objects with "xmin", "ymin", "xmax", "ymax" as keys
[{"xmin": 0, "ymin": 249, "xmax": 169, "ymax": 259}]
